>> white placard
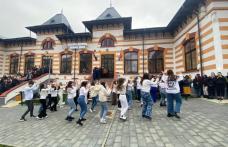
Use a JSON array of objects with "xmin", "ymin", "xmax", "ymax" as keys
[{"xmin": 69, "ymin": 43, "xmax": 87, "ymax": 50}]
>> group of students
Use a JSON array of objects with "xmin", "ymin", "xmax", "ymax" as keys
[
  {"xmin": 19, "ymin": 81, "xmax": 64, "ymax": 121},
  {"xmin": 19, "ymin": 69, "xmax": 184, "ymax": 126}
]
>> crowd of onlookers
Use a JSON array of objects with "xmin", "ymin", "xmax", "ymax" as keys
[
  {"xmin": 0, "ymin": 66, "xmax": 49, "ymax": 95},
  {"xmin": 179, "ymin": 72, "xmax": 227, "ymax": 100}
]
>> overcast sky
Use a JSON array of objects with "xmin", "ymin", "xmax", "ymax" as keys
[{"xmin": 0, "ymin": 0, "xmax": 184, "ymax": 38}]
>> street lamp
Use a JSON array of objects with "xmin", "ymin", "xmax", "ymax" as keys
[
  {"xmin": 45, "ymin": 51, "xmax": 51, "ymax": 83},
  {"xmin": 70, "ymin": 43, "xmax": 79, "ymax": 82},
  {"xmin": 69, "ymin": 43, "xmax": 87, "ymax": 81}
]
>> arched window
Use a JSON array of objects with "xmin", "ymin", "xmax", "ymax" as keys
[
  {"xmin": 148, "ymin": 50, "xmax": 164, "ymax": 74},
  {"xmin": 25, "ymin": 54, "xmax": 34, "ymax": 74},
  {"xmin": 80, "ymin": 53, "xmax": 92, "ymax": 74},
  {"xmin": 184, "ymin": 38, "xmax": 197, "ymax": 71},
  {"xmin": 10, "ymin": 54, "xmax": 19, "ymax": 74},
  {"xmin": 60, "ymin": 54, "xmax": 72, "ymax": 74},
  {"xmin": 101, "ymin": 38, "xmax": 115, "ymax": 47},
  {"xmin": 42, "ymin": 38, "xmax": 54, "ymax": 49},
  {"xmin": 124, "ymin": 51, "xmax": 138, "ymax": 74}
]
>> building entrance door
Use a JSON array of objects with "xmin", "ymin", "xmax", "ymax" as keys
[{"xmin": 101, "ymin": 54, "xmax": 114, "ymax": 78}]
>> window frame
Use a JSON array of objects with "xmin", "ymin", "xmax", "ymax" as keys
[
  {"xmin": 42, "ymin": 56, "xmax": 52, "ymax": 73},
  {"xmin": 24, "ymin": 54, "xmax": 35, "ymax": 74},
  {"xmin": 184, "ymin": 38, "xmax": 197, "ymax": 72},
  {"xmin": 60, "ymin": 53, "xmax": 72, "ymax": 74},
  {"xmin": 148, "ymin": 50, "xmax": 164, "ymax": 74},
  {"xmin": 124, "ymin": 51, "xmax": 138, "ymax": 74},
  {"xmin": 42, "ymin": 38, "xmax": 54, "ymax": 50},
  {"xmin": 9, "ymin": 54, "xmax": 19, "ymax": 74},
  {"xmin": 100, "ymin": 38, "xmax": 115, "ymax": 48},
  {"xmin": 79, "ymin": 53, "xmax": 92, "ymax": 74}
]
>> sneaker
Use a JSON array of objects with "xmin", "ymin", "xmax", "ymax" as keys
[
  {"xmin": 65, "ymin": 116, "xmax": 73, "ymax": 121},
  {"xmin": 100, "ymin": 119, "xmax": 107, "ymax": 124},
  {"xmin": 36, "ymin": 116, "xmax": 42, "ymax": 120},
  {"xmin": 167, "ymin": 113, "xmax": 174, "ymax": 117},
  {"xmin": 45, "ymin": 116, "xmax": 48, "ymax": 118},
  {"xmin": 19, "ymin": 118, "xmax": 26, "ymax": 122},
  {"xmin": 120, "ymin": 115, "xmax": 127, "ymax": 120},
  {"xmin": 69, "ymin": 116, "xmax": 75, "ymax": 120},
  {"xmin": 81, "ymin": 118, "xmax": 86, "ymax": 121},
  {"xmin": 93, "ymin": 109, "xmax": 96, "ymax": 112},
  {"xmin": 30, "ymin": 115, "xmax": 36, "ymax": 117},
  {"xmin": 145, "ymin": 116, "xmax": 152, "ymax": 120},
  {"xmin": 174, "ymin": 113, "xmax": 181, "ymax": 119},
  {"xmin": 89, "ymin": 109, "xmax": 93, "ymax": 113},
  {"xmin": 76, "ymin": 119, "xmax": 83, "ymax": 126}
]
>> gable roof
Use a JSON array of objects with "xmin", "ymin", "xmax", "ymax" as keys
[
  {"xmin": 26, "ymin": 13, "xmax": 74, "ymax": 34},
  {"xmin": 97, "ymin": 7, "xmax": 121, "ymax": 20},
  {"xmin": 42, "ymin": 13, "xmax": 72, "ymax": 29}
]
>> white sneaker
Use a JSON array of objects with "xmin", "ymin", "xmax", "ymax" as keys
[
  {"xmin": 89, "ymin": 109, "xmax": 93, "ymax": 113},
  {"xmin": 100, "ymin": 118, "xmax": 107, "ymax": 124},
  {"xmin": 93, "ymin": 109, "xmax": 96, "ymax": 112},
  {"xmin": 120, "ymin": 115, "xmax": 127, "ymax": 120},
  {"xmin": 36, "ymin": 116, "xmax": 42, "ymax": 120}
]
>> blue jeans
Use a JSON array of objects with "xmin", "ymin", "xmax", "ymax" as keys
[
  {"xmin": 77, "ymin": 95, "xmax": 87, "ymax": 119},
  {"xmin": 150, "ymin": 87, "xmax": 157, "ymax": 103},
  {"xmin": 67, "ymin": 98, "xmax": 76, "ymax": 117},
  {"xmin": 137, "ymin": 89, "xmax": 142, "ymax": 102},
  {"xmin": 160, "ymin": 91, "xmax": 166, "ymax": 105},
  {"xmin": 126, "ymin": 90, "xmax": 133, "ymax": 107},
  {"xmin": 91, "ymin": 96, "xmax": 98, "ymax": 110},
  {"xmin": 166, "ymin": 93, "xmax": 182, "ymax": 114},
  {"xmin": 141, "ymin": 91, "xmax": 153, "ymax": 117},
  {"xmin": 100, "ymin": 102, "xmax": 108, "ymax": 119}
]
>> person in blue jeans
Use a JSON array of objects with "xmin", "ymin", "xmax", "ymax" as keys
[
  {"xmin": 76, "ymin": 81, "xmax": 89, "ymax": 126},
  {"xmin": 162, "ymin": 70, "xmax": 183, "ymax": 119},
  {"xmin": 65, "ymin": 81, "xmax": 77, "ymax": 122},
  {"xmin": 126, "ymin": 80, "xmax": 134, "ymax": 109},
  {"xmin": 141, "ymin": 73, "xmax": 155, "ymax": 120},
  {"xmin": 98, "ymin": 82, "xmax": 111, "ymax": 124},
  {"xmin": 150, "ymin": 77, "xmax": 159, "ymax": 103}
]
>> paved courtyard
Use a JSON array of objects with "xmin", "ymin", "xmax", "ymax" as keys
[{"xmin": 0, "ymin": 98, "xmax": 228, "ymax": 147}]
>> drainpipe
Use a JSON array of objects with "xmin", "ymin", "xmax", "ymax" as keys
[
  {"xmin": 19, "ymin": 43, "xmax": 23, "ymax": 75},
  {"xmin": 196, "ymin": 13, "xmax": 203, "ymax": 76},
  {"xmin": 142, "ymin": 30, "xmax": 145, "ymax": 74}
]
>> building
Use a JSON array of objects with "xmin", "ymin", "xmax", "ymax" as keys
[{"xmin": 0, "ymin": 0, "xmax": 228, "ymax": 80}]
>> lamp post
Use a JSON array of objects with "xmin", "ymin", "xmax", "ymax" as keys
[
  {"xmin": 45, "ymin": 51, "xmax": 51, "ymax": 83},
  {"xmin": 193, "ymin": 6, "xmax": 205, "ymax": 76},
  {"xmin": 73, "ymin": 45, "xmax": 79, "ymax": 82},
  {"xmin": 69, "ymin": 43, "xmax": 87, "ymax": 81},
  {"xmin": 18, "ymin": 44, "xmax": 23, "ymax": 75}
]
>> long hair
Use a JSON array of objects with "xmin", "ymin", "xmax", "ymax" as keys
[
  {"xmin": 117, "ymin": 78, "xmax": 125, "ymax": 91},
  {"xmin": 101, "ymin": 81, "xmax": 106, "ymax": 88},
  {"xmin": 141, "ymin": 73, "xmax": 149, "ymax": 84},
  {"xmin": 66, "ymin": 81, "xmax": 73, "ymax": 91},
  {"xmin": 167, "ymin": 70, "xmax": 177, "ymax": 81},
  {"xmin": 81, "ymin": 81, "xmax": 88, "ymax": 88},
  {"xmin": 39, "ymin": 83, "xmax": 45, "ymax": 91}
]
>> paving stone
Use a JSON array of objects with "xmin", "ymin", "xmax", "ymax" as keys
[{"xmin": 0, "ymin": 99, "xmax": 227, "ymax": 147}]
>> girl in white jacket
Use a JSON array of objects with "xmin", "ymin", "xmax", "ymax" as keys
[
  {"xmin": 98, "ymin": 82, "xmax": 111, "ymax": 124},
  {"xmin": 117, "ymin": 77, "xmax": 128, "ymax": 120}
]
